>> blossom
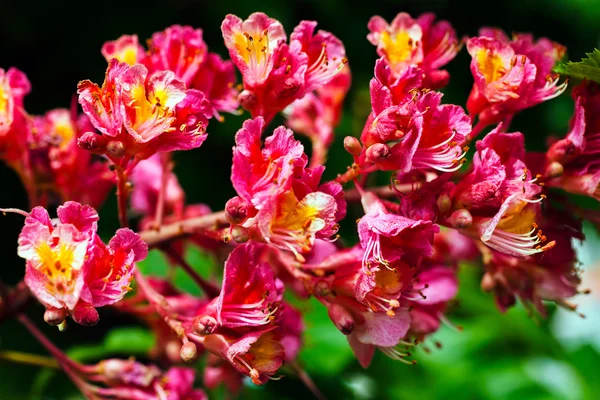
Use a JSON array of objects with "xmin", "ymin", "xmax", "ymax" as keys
[
  {"xmin": 191, "ymin": 53, "xmax": 239, "ymax": 117},
  {"xmin": 101, "ymin": 35, "xmax": 146, "ymax": 66},
  {"xmin": 89, "ymin": 359, "xmax": 206, "ymax": 400},
  {"xmin": 103, "ymin": 28, "xmax": 239, "ymax": 117},
  {"xmin": 467, "ymin": 28, "xmax": 567, "ymax": 125},
  {"xmin": 222, "ymin": 13, "xmax": 347, "ymax": 123},
  {"xmin": 358, "ymin": 192, "xmax": 438, "ymax": 272},
  {"xmin": 367, "ymin": 12, "xmax": 459, "ymax": 89},
  {"xmin": 546, "ymin": 81, "xmax": 600, "ymax": 200},
  {"xmin": 285, "ymin": 66, "xmax": 351, "ymax": 160},
  {"xmin": 361, "ymin": 59, "xmax": 471, "ymax": 173},
  {"xmin": 16, "ymin": 201, "xmax": 147, "ymax": 325},
  {"xmin": 0, "ymin": 67, "xmax": 31, "ymax": 163},
  {"xmin": 230, "ymin": 117, "xmax": 343, "ymax": 260},
  {"xmin": 130, "ymin": 154, "xmax": 185, "ymax": 217},
  {"xmin": 196, "ymin": 243, "xmax": 282, "ymax": 330},
  {"xmin": 480, "ymin": 208, "xmax": 583, "ymax": 315},
  {"xmin": 78, "ymin": 59, "xmax": 211, "ymax": 165},
  {"xmin": 452, "ymin": 126, "xmax": 553, "ymax": 258},
  {"xmin": 407, "ymin": 264, "xmax": 458, "ymax": 339},
  {"xmin": 29, "ymin": 109, "xmax": 114, "ymax": 208},
  {"xmin": 144, "ymin": 25, "xmax": 208, "ymax": 86}
]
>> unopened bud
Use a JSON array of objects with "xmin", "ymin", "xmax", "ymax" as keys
[
  {"xmin": 225, "ymin": 196, "xmax": 249, "ymax": 224},
  {"xmin": 327, "ymin": 304, "xmax": 355, "ymax": 335},
  {"xmin": 180, "ymin": 342, "xmax": 198, "ymax": 363},
  {"xmin": 313, "ymin": 280, "xmax": 331, "ymax": 297},
  {"xmin": 101, "ymin": 359, "xmax": 125, "ymax": 382},
  {"xmin": 106, "ymin": 140, "xmax": 126, "ymax": 158},
  {"xmin": 77, "ymin": 131, "xmax": 107, "ymax": 154},
  {"xmin": 481, "ymin": 272, "xmax": 495, "ymax": 292},
  {"xmin": 238, "ymin": 90, "xmax": 258, "ymax": 111},
  {"xmin": 545, "ymin": 161, "xmax": 563, "ymax": 178},
  {"xmin": 449, "ymin": 209, "xmax": 472, "ymax": 229},
  {"xmin": 436, "ymin": 194, "xmax": 452, "ymax": 213},
  {"xmin": 343, "ymin": 136, "xmax": 362, "ymax": 156},
  {"xmin": 194, "ymin": 315, "xmax": 217, "ymax": 335},
  {"xmin": 44, "ymin": 307, "xmax": 67, "ymax": 326},
  {"xmin": 231, "ymin": 225, "xmax": 249, "ymax": 243},
  {"xmin": 365, "ymin": 143, "xmax": 391, "ymax": 162},
  {"xmin": 71, "ymin": 303, "xmax": 99, "ymax": 326}
]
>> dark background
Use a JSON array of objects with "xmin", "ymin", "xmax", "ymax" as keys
[{"xmin": 1, "ymin": 0, "xmax": 600, "ymax": 399}]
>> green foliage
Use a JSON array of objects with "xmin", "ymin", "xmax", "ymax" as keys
[{"xmin": 554, "ymin": 49, "xmax": 600, "ymax": 83}]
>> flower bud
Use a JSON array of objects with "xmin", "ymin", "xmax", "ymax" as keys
[
  {"xmin": 343, "ymin": 136, "xmax": 362, "ymax": 156},
  {"xmin": 365, "ymin": 143, "xmax": 391, "ymax": 162},
  {"xmin": 238, "ymin": 90, "xmax": 258, "ymax": 111},
  {"xmin": 71, "ymin": 303, "xmax": 99, "ymax": 326},
  {"xmin": 481, "ymin": 272, "xmax": 495, "ymax": 292},
  {"xmin": 78, "ymin": 131, "xmax": 107, "ymax": 154},
  {"xmin": 327, "ymin": 304, "xmax": 355, "ymax": 335},
  {"xmin": 448, "ymin": 209, "xmax": 472, "ymax": 229},
  {"xmin": 194, "ymin": 315, "xmax": 217, "ymax": 335},
  {"xmin": 180, "ymin": 342, "xmax": 198, "ymax": 363},
  {"xmin": 231, "ymin": 225, "xmax": 249, "ymax": 243},
  {"xmin": 313, "ymin": 280, "xmax": 331, "ymax": 297},
  {"xmin": 225, "ymin": 196, "xmax": 249, "ymax": 224},
  {"xmin": 545, "ymin": 161, "xmax": 564, "ymax": 178},
  {"xmin": 44, "ymin": 307, "xmax": 66, "ymax": 326},
  {"xmin": 436, "ymin": 194, "xmax": 452, "ymax": 213},
  {"xmin": 106, "ymin": 140, "xmax": 126, "ymax": 158}
]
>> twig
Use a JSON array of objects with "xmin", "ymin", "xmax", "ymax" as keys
[{"xmin": 139, "ymin": 211, "xmax": 228, "ymax": 248}]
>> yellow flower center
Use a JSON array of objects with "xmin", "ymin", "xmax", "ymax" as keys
[
  {"xmin": 0, "ymin": 82, "xmax": 8, "ymax": 116},
  {"xmin": 476, "ymin": 49, "xmax": 507, "ymax": 83},
  {"xmin": 35, "ymin": 241, "xmax": 80, "ymax": 284},
  {"xmin": 272, "ymin": 192, "xmax": 322, "ymax": 234},
  {"xmin": 381, "ymin": 30, "xmax": 417, "ymax": 65}
]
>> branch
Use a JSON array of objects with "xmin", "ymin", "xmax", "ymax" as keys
[{"xmin": 139, "ymin": 211, "xmax": 228, "ymax": 248}]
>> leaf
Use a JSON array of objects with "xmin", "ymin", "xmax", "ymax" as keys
[
  {"xmin": 298, "ymin": 297, "xmax": 354, "ymax": 376},
  {"xmin": 554, "ymin": 49, "xmax": 600, "ymax": 83}
]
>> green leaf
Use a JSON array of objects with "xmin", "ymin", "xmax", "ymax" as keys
[{"xmin": 554, "ymin": 49, "xmax": 600, "ymax": 83}]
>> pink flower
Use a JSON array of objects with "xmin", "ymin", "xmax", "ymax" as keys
[
  {"xmin": 101, "ymin": 35, "xmax": 146, "ymax": 66},
  {"xmin": 16, "ymin": 201, "xmax": 147, "ymax": 325},
  {"xmin": 285, "ymin": 66, "xmax": 351, "ymax": 156},
  {"xmin": 467, "ymin": 29, "xmax": 567, "ymax": 125},
  {"xmin": 230, "ymin": 118, "xmax": 343, "ymax": 260},
  {"xmin": 290, "ymin": 20, "xmax": 347, "ymax": 93},
  {"xmin": 222, "ymin": 12, "xmax": 287, "ymax": 87},
  {"xmin": 90, "ymin": 359, "xmax": 206, "ymax": 400},
  {"xmin": 81, "ymin": 229, "xmax": 147, "ymax": 307},
  {"xmin": 18, "ymin": 203, "xmax": 95, "ymax": 319},
  {"xmin": 191, "ymin": 53, "xmax": 239, "ymax": 116},
  {"xmin": 144, "ymin": 25, "xmax": 208, "ymax": 87},
  {"xmin": 199, "ymin": 328, "xmax": 285, "ymax": 385},
  {"xmin": 407, "ymin": 265, "xmax": 458, "ymax": 339},
  {"xmin": 453, "ymin": 126, "xmax": 553, "ymax": 258},
  {"xmin": 480, "ymin": 208, "xmax": 582, "ymax": 315},
  {"xmin": 196, "ymin": 243, "xmax": 281, "ymax": 330},
  {"xmin": 546, "ymin": 82, "xmax": 600, "ymax": 200},
  {"xmin": 130, "ymin": 154, "xmax": 185, "ymax": 217},
  {"xmin": 362, "ymin": 59, "xmax": 471, "ymax": 173},
  {"xmin": 367, "ymin": 12, "xmax": 459, "ymax": 89},
  {"xmin": 358, "ymin": 192, "xmax": 439, "ymax": 272},
  {"xmin": 29, "ymin": 109, "xmax": 114, "ymax": 208},
  {"xmin": 347, "ymin": 307, "xmax": 411, "ymax": 368},
  {"xmin": 0, "ymin": 67, "xmax": 31, "ymax": 163},
  {"xmin": 78, "ymin": 60, "xmax": 211, "ymax": 165},
  {"xmin": 222, "ymin": 13, "xmax": 347, "ymax": 123},
  {"xmin": 103, "ymin": 27, "xmax": 240, "ymax": 117}
]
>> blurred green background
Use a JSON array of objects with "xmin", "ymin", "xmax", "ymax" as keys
[{"xmin": 2, "ymin": 0, "xmax": 600, "ymax": 399}]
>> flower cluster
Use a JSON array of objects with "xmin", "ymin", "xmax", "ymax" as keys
[{"xmin": 0, "ymin": 8, "xmax": 594, "ymax": 400}]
